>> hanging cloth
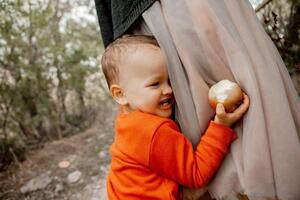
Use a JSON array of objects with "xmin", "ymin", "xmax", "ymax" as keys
[{"xmin": 132, "ymin": 0, "xmax": 300, "ymax": 199}]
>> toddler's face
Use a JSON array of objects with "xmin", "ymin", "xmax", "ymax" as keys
[{"xmin": 118, "ymin": 45, "xmax": 174, "ymax": 118}]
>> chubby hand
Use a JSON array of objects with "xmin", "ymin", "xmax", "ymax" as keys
[{"xmin": 213, "ymin": 93, "xmax": 250, "ymax": 127}]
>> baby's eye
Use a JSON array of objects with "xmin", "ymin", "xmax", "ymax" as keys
[{"xmin": 149, "ymin": 82, "xmax": 159, "ymax": 87}]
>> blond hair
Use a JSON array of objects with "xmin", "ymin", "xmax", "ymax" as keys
[{"xmin": 101, "ymin": 35, "xmax": 159, "ymax": 88}]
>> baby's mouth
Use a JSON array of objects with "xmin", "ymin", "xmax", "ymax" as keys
[{"xmin": 160, "ymin": 97, "xmax": 174, "ymax": 108}]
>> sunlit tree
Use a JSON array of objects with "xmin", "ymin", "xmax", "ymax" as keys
[{"xmin": 0, "ymin": 0, "xmax": 104, "ymax": 170}]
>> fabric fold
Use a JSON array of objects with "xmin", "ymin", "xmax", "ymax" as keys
[{"xmin": 132, "ymin": 0, "xmax": 300, "ymax": 199}]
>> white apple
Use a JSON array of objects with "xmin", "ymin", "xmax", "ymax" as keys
[{"xmin": 208, "ymin": 80, "xmax": 243, "ymax": 113}]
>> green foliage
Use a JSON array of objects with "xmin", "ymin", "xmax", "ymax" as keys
[
  {"xmin": 259, "ymin": 0, "xmax": 300, "ymax": 72},
  {"xmin": 0, "ymin": 0, "xmax": 105, "ymax": 170}
]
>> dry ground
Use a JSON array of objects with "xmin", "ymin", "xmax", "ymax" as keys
[{"xmin": 0, "ymin": 104, "xmax": 118, "ymax": 200}]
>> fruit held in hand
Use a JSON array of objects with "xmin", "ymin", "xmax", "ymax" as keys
[{"xmin": 208, "ymin": 80, "xmax": 243, "ymax": 113}]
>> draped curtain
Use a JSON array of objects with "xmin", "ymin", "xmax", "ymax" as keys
[{"xmin": 132, "ymin": 1, "xmax": 300, "ymax": 199}]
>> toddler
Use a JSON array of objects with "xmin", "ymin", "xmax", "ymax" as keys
[{"xmin": 101, "ymin": 35, "xmax": 249, "ymax": 200}]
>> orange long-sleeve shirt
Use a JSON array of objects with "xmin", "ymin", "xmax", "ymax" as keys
[{"xmin": 107, "ymin": 110, "xmax": 237, "ymax": 200}]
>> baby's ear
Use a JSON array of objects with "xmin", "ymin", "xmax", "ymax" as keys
[{"xmin": 110, "ymin": 84, "xmax": 128, "ymax": 105}]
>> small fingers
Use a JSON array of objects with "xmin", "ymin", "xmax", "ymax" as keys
[
  {"xmin": 216, "ymin": 103, "xmax": 226, "ymax": 118},
  {"xmin": 233, "ymin": 93, "xmax": 250, "ymax": 116}
]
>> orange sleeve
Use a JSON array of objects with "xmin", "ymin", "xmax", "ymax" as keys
[{"xmin": 149, "ymin": 121, "xmax": 237, "ymax": 188}]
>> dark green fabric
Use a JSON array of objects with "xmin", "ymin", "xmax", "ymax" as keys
[{"xmin": 94, "ymin": 0, "xmax": 156, "ymax": 47}]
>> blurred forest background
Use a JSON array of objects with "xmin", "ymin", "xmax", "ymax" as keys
[
  {"xmin": 0, "ymin": 0, "xmax": 109, "ymax": 171},
  {"xmin": 0, "ymin": 0, "xmax": 299, "ymax": 181}
]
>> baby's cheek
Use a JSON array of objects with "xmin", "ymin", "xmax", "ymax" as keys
[{"xmin": 144, "ymin": 99, "xmax": 158, "ymax": 112}]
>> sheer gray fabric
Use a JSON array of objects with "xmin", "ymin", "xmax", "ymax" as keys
[{"xmin": 133, "ymin": 0, "xmax": 300, "ymax": 200}]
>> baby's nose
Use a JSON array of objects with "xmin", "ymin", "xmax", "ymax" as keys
[{"xmin": 163, "ymin": 84, "xmax": 173, "ymax": 95}]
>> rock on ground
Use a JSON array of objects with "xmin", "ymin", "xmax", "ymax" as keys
[{"xmin": 20, "ymin": 173, "xmax": 52, "ymax": 194}]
